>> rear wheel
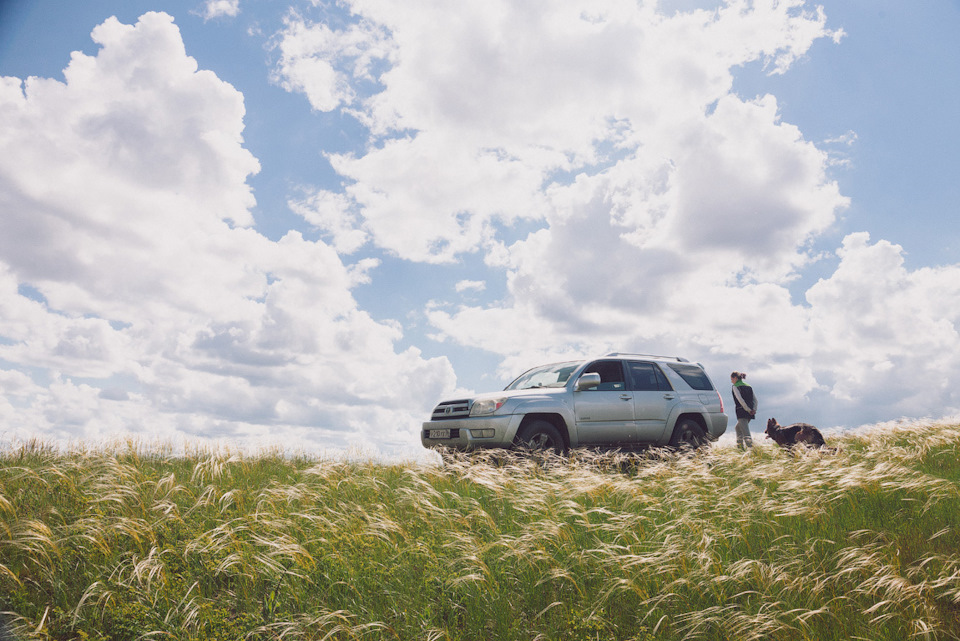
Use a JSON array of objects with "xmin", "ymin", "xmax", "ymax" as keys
[
  {"xmin": 515, "ymin": 420, "xmax": 567, "ymax": 455},
  {"xmin": 669, "ymin": 418, "xmax": 706, "ymax": 450}
]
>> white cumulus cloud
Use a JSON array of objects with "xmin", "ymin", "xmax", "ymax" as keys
[
  {"xmin": 5, "ymin": 1, "xmax": 959, "ymax": 454},
  {"xmin": 273, "ymin": 0, "xmax": 960, "ymax": 429},
  {"xmin": 0, "ymin": 12, "xmax": 455, "ymax": 452},
  {"xmin": 200, "ymin": 0, "xmax": 240, "ymax": 21}
]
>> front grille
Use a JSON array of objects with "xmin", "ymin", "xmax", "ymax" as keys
[{"xmin": 431, "ymin": 399, "xmax": 471, "ymax": 421}]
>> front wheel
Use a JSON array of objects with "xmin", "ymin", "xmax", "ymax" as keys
[
  {"xmin": 668, "ymin": 418, "xmax": 707, "ymax": 450},
  {"xmin": 514, "ymin": 420, "xmax": 567, "ymax": 455}
]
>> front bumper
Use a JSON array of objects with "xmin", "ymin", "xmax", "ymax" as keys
[{"xmin": 421, "ymin": 415, "xmax": 521, "ymax": 450}]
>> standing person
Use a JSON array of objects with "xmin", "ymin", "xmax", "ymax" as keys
[{"xmin": 730, "ymin": 371, "xmax": 757, "ymax": 449}]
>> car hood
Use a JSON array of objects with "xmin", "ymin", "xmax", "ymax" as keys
[{"xmin": 473, "ymin": 387, "xmax": 567, "ymax": 402}]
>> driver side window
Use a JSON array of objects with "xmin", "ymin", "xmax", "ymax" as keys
[{"xmin": 583, "ymin": 360, "xmax": 626, "ymax": 391}]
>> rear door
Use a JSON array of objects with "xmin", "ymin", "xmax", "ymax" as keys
[
  {"xmin": 573, "ymin": 360, "xmax": 638, "ymax": 445},
  {"xmin": 625, "ymin": 361, "xmax": 679, "ymax": 442}
]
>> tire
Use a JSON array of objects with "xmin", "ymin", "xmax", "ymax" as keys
[
  {"xmin": 669, "ymin": 418, "xmax": 707, "ymax": 450},
  {"xmin": 515, "ymin": 420, "xmax": 567, "ymax": 455}
]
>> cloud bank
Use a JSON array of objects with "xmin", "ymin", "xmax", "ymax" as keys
[
  {"xmin": 1, "ymin": 1, "xmax": 958, "ymax": 454},
  {"xmin": 0, "ymin": 12, "xmax": 453, "ymax": 452},
  {"xmin": 276, "ymin": 0, "xmax": 960, "ymax": 428}
]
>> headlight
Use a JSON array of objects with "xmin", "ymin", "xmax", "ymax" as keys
[{"xmin": 469, "ymin": 397, "xmax": 507, "ymax": 416}]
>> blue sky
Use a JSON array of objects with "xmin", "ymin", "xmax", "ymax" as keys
[{"xmin": 1, "ymin": 0, "xmax": 959, "ymax": 455}]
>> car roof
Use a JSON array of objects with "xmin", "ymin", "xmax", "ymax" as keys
[{"xmin": 601, "ymin": 352, "xmax": 690, "ymax": 363}]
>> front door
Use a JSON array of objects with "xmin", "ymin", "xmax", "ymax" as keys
[{"xmin": 573, "ymin": 360, "xmax": 638, "ymax": 445}]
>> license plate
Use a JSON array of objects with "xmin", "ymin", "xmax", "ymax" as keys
[{"xmin": 429, "ymin": 429, "xmax": 451, "ymax": 439}]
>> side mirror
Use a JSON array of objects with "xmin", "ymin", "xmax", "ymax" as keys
[{"xmin": 576, "ymin": 372, "xmax": 601, "ymax": 391}]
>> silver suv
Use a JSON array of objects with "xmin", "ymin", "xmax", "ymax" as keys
[{"xmin": 421, "ymin": 353, "xmax": 727, "ymax": 453}]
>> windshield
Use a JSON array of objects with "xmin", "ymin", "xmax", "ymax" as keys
[{"xmin": 505, "ymin": 361, "xmax": 581, "ymax": 390}]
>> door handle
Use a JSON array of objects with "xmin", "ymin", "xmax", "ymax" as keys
[
  {"xmin": 620, "ymin": 395, "xmax": 632, "ymax": 401},
  {"xmin": 663, "ymin": 394, "xmax": 676, "ymax": 400}
]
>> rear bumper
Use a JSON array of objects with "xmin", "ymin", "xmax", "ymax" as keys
[
  {"xmin": 421, "ymin": 415, "xmax": 521, "ymax": 450},
  {"xmin": 706, "ymin": 412, "xmax": 728, "ymax": 439}
]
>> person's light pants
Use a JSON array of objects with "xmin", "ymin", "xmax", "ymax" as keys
[{"xmin": 735, "ymin": 417, "xmax": 753, "ymax": 449}]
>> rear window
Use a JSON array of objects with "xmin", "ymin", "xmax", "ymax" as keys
[{"xmin": 667, "ymin": 363, "xmax": 715, "ymax": 391}]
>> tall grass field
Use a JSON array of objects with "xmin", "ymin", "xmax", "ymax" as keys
[{"xmin": 1, "ymin": 420, "xmax": 959, "ymax": 640}]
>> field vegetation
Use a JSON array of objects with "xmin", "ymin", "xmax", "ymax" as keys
[{"xmin": 1, "ymin": 420, "xmax": 959, "ymax": 640}]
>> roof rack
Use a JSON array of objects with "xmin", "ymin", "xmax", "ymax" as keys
[{"xmin": 604, "ymin": 352, "xmax": 689, "ymax": 363}]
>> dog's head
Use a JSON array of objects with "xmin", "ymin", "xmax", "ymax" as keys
[{"xmin": 765, "ymin": 418, "xmax": 779, "ymax": 437}]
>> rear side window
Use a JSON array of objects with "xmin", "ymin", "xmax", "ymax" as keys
[
  {"xmin": 667, "ymin": 363, "xmax": 715, "ymax": 391},
  {"xmin": 626, "ymin": 361, "xmax": 673, "ymax": 392}
]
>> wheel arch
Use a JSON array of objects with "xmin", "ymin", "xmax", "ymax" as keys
[
  {"xmin": 518, "ymin": 413, "xmax": 571, "ymax": 450},
  {"xmin": 670, "ymin": 412, "xmax": 708, "ymax": 441},
  {"xmin": 674, "ymin": 412, "xmax": 707, "ymax": 431}
]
